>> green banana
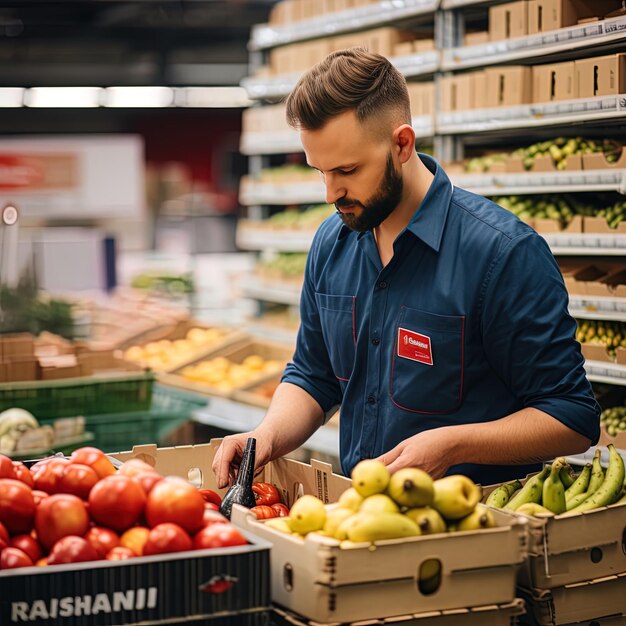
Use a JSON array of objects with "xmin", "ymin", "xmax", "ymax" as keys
[
  {"xmin": 587, "ymin": 449, "xmax": 605, "ymax": 495},
  {"xmin": 559, "ymin": 463, "xmax": 576, "ymax": 489},
  {"xmin": 565, "ymin": 464, "xmax": 591, "ymax": 501},
  {"xmin": 485, "ymin": 480, "xmax": 522, "ymax": 509},
  {"xmin": 566, "ymin": 491, "xmax": 589, "ymax": 510},
  {"xmin": 505, "ymin": 465, "xmax": 551, "ymax": 511},
  {"xmin": 566, "ymin": 445, "xmax": 625, "ymax": 514},
  {"xmin": 542, "ymin": 459, "xmax": 566, "ymax": 514}
]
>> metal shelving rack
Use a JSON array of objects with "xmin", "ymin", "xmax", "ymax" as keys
[{"xmin": 235, "ymin": 0, "xmax": 626, "ymax": 435}]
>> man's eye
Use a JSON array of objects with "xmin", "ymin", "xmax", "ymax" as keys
[{"xmin": 339, "ymin": 169, "xmax": 356, "ymax": 176}]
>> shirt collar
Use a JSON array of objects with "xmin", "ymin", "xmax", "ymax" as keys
[{"xmin": 337, "ymin": 153, "xmax": 453, "ymax": 253}]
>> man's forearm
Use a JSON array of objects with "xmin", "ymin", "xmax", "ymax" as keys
[
  {"xmin": 443, "ymin": 407, "xmax": 591, "ymax": 467},
  {"xmin": 254, "ymin": 381, "xmax": 326, "ymax": 461}
]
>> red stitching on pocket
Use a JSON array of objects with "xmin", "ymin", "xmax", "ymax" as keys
[
  {"xmin": 389, "ymin": 315, "xmax": 465, "ymax": 415},
  {"xmin": 336, "ymin": 375, "xmax": 350, "ymax": 382}
]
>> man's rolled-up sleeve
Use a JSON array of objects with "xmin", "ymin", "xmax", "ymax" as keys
[
  {"xmin": 480, "ymin": 232, "xmax": 600, "ymax": 443},
  {"xmin": 281, "ymin": 226, "xmax": 342, "ymax": 416}
]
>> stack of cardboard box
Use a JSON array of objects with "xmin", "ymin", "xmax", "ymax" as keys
[{"xmin": 268, "ymin": 0, "xmax": 381, "ymax": 25}]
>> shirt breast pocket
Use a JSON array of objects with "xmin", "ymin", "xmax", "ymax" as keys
[
  {"xmin": 315, "ymin": 293, "xmax": 356, "ymax": 382},
  {"xmin": 390, "ymin": 306, "xmax": 465, "ymax": 414}
]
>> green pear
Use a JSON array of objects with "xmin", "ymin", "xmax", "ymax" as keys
[
  {"xmin": 323, "ymin": 507, "xmax": 355, "ymax": 537},
  {"xmin": 359, "ymin": 494, "xmax": 400, "ymax": 514},
  {"xmin": 337, "ymin": 487, "xmax": 364, "ymax": 512},
  {"xmin": 288, "ymin": 495, "xmax": 326, "ymax": 534},
  {"xmin": 432, "ymin": 475, "xmax": 482, "ymax": 520},
  {"xmin": 387, "ymin": 468, "xmax": 434, "ymax": 507},
  {"xmin": 404, "ymin": 506, "xmax": 447, "ymax": 534},
  {"xmin": 351, "ymin": 460, "xmax": 390, "ymax": 497},
  {"xmin": 457, "ymin": 506, "xmax": 496, "ymax": 532}
]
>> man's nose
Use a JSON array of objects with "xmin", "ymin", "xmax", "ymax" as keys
[{"xmin": 324, "ymin": 175, "xmax": 346, "ymax": 205}]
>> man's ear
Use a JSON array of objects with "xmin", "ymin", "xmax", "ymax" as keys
[{"xmin": 392, "ymin": 124, "xmax": 416, "ymax": 164}]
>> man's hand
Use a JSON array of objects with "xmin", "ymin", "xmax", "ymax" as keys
[
  {"xmin": 212, "ymin": 431, "xmax": 274, "ymax": 489},
  {"xmin": 376, "ymin": 428, "xmax": 457, "ymax": 478}
]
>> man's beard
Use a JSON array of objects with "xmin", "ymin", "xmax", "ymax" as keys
[{"xmin": 335, "ymin": 153, "xmax": 404, "ymax": 233}]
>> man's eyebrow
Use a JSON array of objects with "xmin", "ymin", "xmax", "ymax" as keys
[{"xmin": 308, "ymin": 163, "xmax": 358, "ymax": 172}]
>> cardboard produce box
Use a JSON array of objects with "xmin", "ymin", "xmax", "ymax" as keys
[
  {"xmin": 483, "ymin": 475, "xmax": 626, "ymax": 589},
  {"xmin": 533, "ymin": 0, "xmax": 617, "ymax": 31},
  {"xmin": 0, "ymin": 441, "xmax": 272, "ymax": 626},
  {"xmin": 576, "ymin": 53, "xmax": 626, "ymax": 98},
  {"xmin": 534, "ymin": 215, "xmax": 583, "ymax": 234},
  {"xmin": 532, "ymin": 62, "xmax": 577, "ymax": 103},
  {"xmin": 584, "ymin": 216, "xmax": 626, "ymax": 234},
  {"xmin": 485, "ymin": 66, "xmax": 532, "ymax": 107},
  {"xmin": 598, "ymin": 424, "xmax": 626, "ymax": 450},
  {"xmin": 272, "ymin": 599, "xmax": 526, "ymax": 626},
  {"xmin": 519, "ymin": 573, "xmax": 626, "ymax": 625},
  {"xmin": 583, "ymin": 150, "xmax": 626, "ymax": 171},
  {"xmin": 159, "ymin": 339, "xmax": 292, "ymax": 399},
  {"xmin": 581, "ymin": 342, "xmax": 614, "ymax": 363},
  {"xmin": 489, "ymin": 1, "xmax": 530, "ymax": 40}
]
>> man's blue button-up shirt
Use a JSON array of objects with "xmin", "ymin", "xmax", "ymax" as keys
[{"xmin": 282, "ymin": 154, "xmax": 600, "ymax": 484}]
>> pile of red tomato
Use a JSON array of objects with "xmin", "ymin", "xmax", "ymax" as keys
[
  {"xmin": 0, "ymin": 447, "xmax": 247, "ymax": 570},
  {"xmin": 251, "ymin": 483, "xmax": 289, "ymax": 519}
]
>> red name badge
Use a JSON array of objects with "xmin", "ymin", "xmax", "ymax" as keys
[{"xmin": 397, "ymin": 327, "xmax": 433, "ymax": 366}]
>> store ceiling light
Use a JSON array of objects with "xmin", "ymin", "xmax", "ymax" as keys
[
  {"xmin": 105, "ymin": 86, "xmax": 174, "ymax": 108},
  {"xmin": 179, "ymin": 87, "xmax": 253, "ymax": 108},
  {"xmin": 24, "ymin": 87, "xmax": 102, "ymax": 108},
  {"xmin": 0, "ymin": 88, "xmax": 24, "ymax": 107}
]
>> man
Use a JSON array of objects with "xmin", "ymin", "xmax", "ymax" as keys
[{"xmin": 213, "ymin": 48, "xmax": 599, "ymax": 488}]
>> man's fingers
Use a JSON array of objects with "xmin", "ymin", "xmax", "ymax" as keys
[{"xmin": 376, "ymin": 445, "xmax": 402, "ymax": 467}]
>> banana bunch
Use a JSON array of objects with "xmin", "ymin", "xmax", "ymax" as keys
[
  {"xmin": 262, "ymin": 461, "xmax": 493, "ymax": 546},
  {"xmin": 0, "ymin": 408, "xmax": 40, "ymax": 453},
  {"xmin": 575, "ymin": 319, "xmax": 626, "ymax": 356},
  {"xmin": 601, "ymin": 406, "xmax": 626, "ymax": 437},
  {"xmin": 596, "ymin": 200, "xmax": 626, "ymax": 230},
  {"xmin": 486, "ymin": 446, "xmax": 626, "ymax": 516}
]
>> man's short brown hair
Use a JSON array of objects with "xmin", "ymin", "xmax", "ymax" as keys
[{"xmin": 285, "ymin": 47, "xmax": 411, "ymax": 132}]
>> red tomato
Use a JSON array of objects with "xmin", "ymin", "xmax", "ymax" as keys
[
  {"xmin": 205, "ymin": 502, "xmax": 220, "ymax": 511},
  {"xmin": 143, "ymin": 523, "xmax": 192, "ymax": 555},
  {"xmin": 85, "ymin": 527, "xmax": 119, "ymax": 558},
  {"xmin": 119, "ymin": 526, "xmax": 150, "ymax": 556},
  {"xmin": 89, "ymin": 475, "xmax": 146, "ymax": 532},
  {"xmin": 145, "ymin": 477, "xmax": 204, "ymax": 533},
  {"xmin": 270, "ymin": 503, "xmax": 290, "ymax": 517},
  {"xmin": 0, "ymin": 454, "xmax": 16, "ymax": 479},
  {"xmin": 251, "ymin": 505, "xmax": 277, "ymax": 520},
  {"xmin": 202, "ymin": 508, "xmax": 229, "ymax": 527},
  {"xmin": 106, "ymin": 546, "xmax": 135, "ymax": 560},
  {"xmin": 69, "ymin": 447, "xmax": 115, "ymax": 479},
  {"xmin": 35, "ymin": 494, "xmax": 90, "ymax": 550},
  {"xmin": 32, "ymin": 458, "xmax": 69, "ymax": 494},
  {"xmin": 198, "ymin": 489, "xmax": 222, "ymax": 506},
  {"xmin": 47, "ymin": 536, "xmax": 99, "ymax": 565},
  {"xmin": 134, "ymin": 471, "xmax": 163, "ymax": 495},
  {"xmin": 12, "ymin": 462, "xmax": 34, "ymax": 488},
  {"xmin": 1, "ymin": 547, "xmax": 33, "ymax": 569},
  {"xmin": 0, "ymin": 521, "xmax": 9, "ymax": 549},
  {"xmin": 117, "ymin": 458, "xmax": 155, "ymax": 477},
  {"xmin": 0, "ymin": 479, "xmax": 36, "ymax": 535},
  {"xmin": 252, "ymin": 482, "xmax": 280, "ymax": 506},
  {"xmin": 59, "ymin": 464, "xmax": 99, "ymax": 500},
  {"xmin": 193, "ymin": 524, "xmax": 247, "ymax": 550},
  {"xmin": 9, "ymin": 535, "xmax": 42, "ymax": 563},
  {"xmin": 32, "ymin": 490, "xmax": 49, "ymax": 506}
]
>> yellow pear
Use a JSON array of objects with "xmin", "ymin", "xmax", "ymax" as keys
[
  {"xmin": 387, "ymin": 468, "xmax": 434, "ymax": 507},
  {"xmin": 351, "ymin": 460, "xmax": 390, "ymax": 497},
  {"xmin": 516, "ymin": 502, "xmax": 554, "ymax": 516},
  {"xmin": 346, "ymin": 512, "xmax": 419, "ymax": 543},
  {"xmin": 334, "ymin": 512, "xmax": 364, "ymax": 541},
  {"xmin": 264, "ymin": 518, "xmax": 293, "ymax": 534},
  {"xmin": 359, "ymin": 494, "xmax": 400, "ymax": 514},
  {"xmin": 432, "ymin": 475, "xmax": 482, "ymax": 520},
  {"xmin": 323, "ymin": 508, "xmax": 355, "ymax": 537},
  {"xmin": 404, "ymin": 507, "xmax": 447, "ymax": 534},
  {"xmin": 337, "ymin": 487, "xmax": 364, "ymax": 512},
  {"xmin": 288, "ymin": 495, "xmax": 326, "ymax": 534},
  {"xmin": 457, "ymin": 506, "xmax": 496, "ymax": 531}
]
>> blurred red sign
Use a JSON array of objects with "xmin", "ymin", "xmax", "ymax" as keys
[{"xmin": 0, "ymin": 154, "xmax": 78, "ymax": 190}]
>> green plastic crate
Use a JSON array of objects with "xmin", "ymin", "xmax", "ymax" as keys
[
  {"xmin": 41, "ymin": 384, "xmax": 208, "ymax": 453},
  {"xmin": 0, "ymin": 371, "xmax": 154, "ymax": 419}
]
